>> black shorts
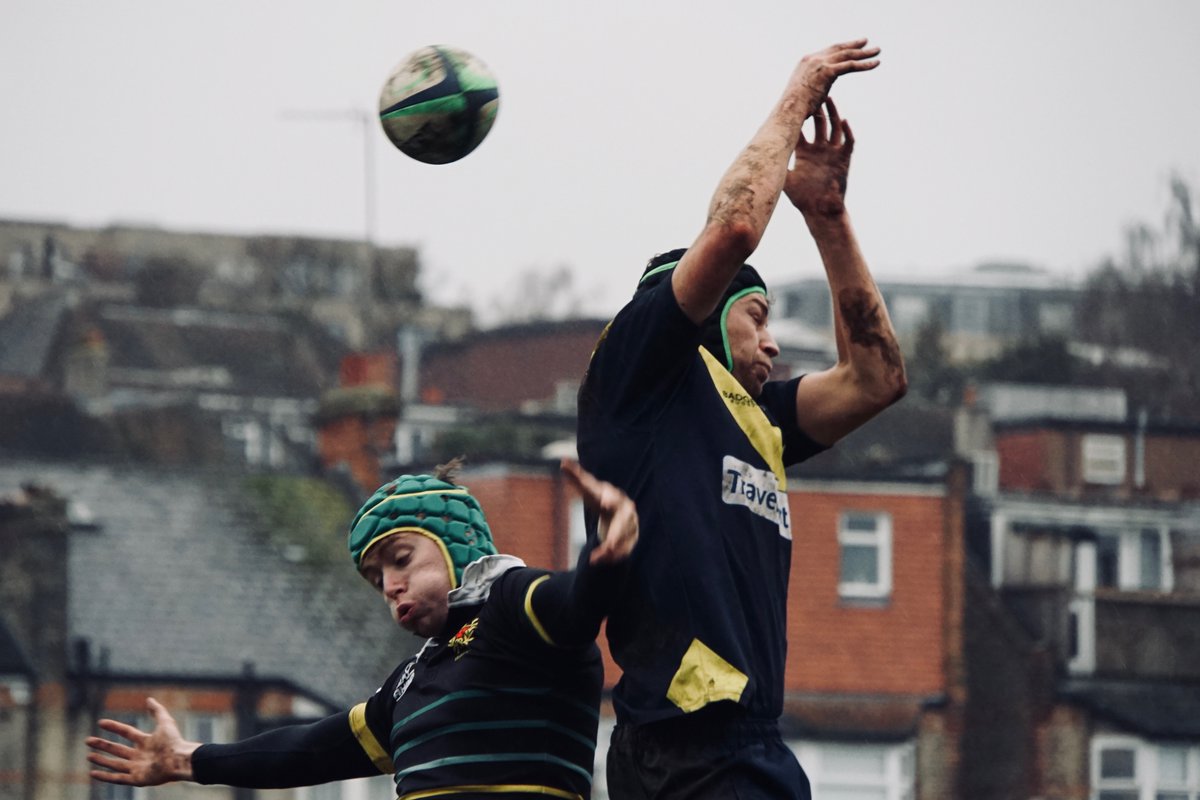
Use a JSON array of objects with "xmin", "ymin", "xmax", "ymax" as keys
[{"xmin": 605, "ymin": 705, "xmax": 812, "ymax": 800}]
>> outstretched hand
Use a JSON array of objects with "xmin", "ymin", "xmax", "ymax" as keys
[
  {"xmin": 788, "ymin": 38, "xmax": 880, "ymax": 112},
  {"xmin": 785, "ymin": 97, "xmax": 855, "ymax": 218},
  {"xmin": 560, "ymin": 459, "xmax": 639, "ymax": 566},
  {"xmin": 86, "ymin": 697, "xmax": 199, "ymax": 786}
]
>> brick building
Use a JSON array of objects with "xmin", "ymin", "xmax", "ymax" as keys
[
  {"xmin": 0, "ymin": 460, "xmax": 412, "ymax": 800},
  {"xmin": 971, "ymin": 411, "xmax": 1200, "ymax": 799}
]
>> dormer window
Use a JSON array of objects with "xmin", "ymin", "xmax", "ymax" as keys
[{"xmin": 1082, "ymin": 434, "xmax": 1126, "ymax": 486}]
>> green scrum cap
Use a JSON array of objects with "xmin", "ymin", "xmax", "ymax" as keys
[{"xmin": 347, "ymin": 473, "xmax": 497, "ymax": 589}]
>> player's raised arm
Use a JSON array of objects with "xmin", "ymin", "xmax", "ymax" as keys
[
  {"xmin": 521, "ymin": 460, "xmax": 639, "ymax": 648},
  {"xmin": 86, "ymin": 698, "xmax": 199, "ymax": 787},
  {"xmin": 672, "ymin": 39, "xmax": 881, "ymax": 324},
  {"xmin": 786, "ymin": 97, "xmax": 907, "ymax": 445}
]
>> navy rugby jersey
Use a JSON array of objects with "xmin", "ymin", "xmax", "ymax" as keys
[
  {"xmin": 356, "ymin": 564, "xmax": 602, "ymax": 799},
  {"xmin": 193, "ymin": 559, "xmax": 610, "ymax": 800},
  {"xmin": 577, "ymin": 276, "xmax": 825, "ymax": 726}
]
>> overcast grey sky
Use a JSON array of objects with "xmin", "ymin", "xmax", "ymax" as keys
[{"xmin": 3, "ymin": 1, "xmax": 1198, "ymax": 322}]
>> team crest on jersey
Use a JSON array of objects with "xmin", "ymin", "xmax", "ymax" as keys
[
  {"xmin": 448, "ymin": 617, "xmax": 479, "ymax": 660},
  {"xmin": 721, "ymin": 455, "xmax": 792, "ymax": 539}
]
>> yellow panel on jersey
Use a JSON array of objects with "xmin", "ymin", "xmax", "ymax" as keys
[
  {"xmin": 348, "ymin": 702, "xmax": 393, "ymax": 774},
  {"xmin": 399, "ymin": 784, "xmax": 583, "ymax": 800},
  {"xmin": 666, "ymin": 638, "xmax": 749, "ymax": 713},
  {"xmin": 698, "ymin": 347, "xmax": 787, "ymax": 488}
]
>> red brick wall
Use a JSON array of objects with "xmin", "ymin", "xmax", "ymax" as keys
[
  {"xmin": 340, "ymin": 352, "xmax": 396, "ymax": 388},
  {"xmin": 317, "ymin": 415, "xmax": 396, "ymax": 495},
  {"xmin": 466, "ymin": 470, "xmax": 567, "ymax": 571},
  {"xmin": 468, "ymin": 470, "xmax": 956, "ymax": 695},
  {"xmin": 1143, "ymin": 433, "xmax": 1200, "ymax": 500},
  {"xmin": 420, "ymin": 323, "xmax": 605, "ymax": 412},
  {"xmin": 786, "ymin": 488, "xmax": 948, "ymax": 695},
  {"xmin": 997, "ymin": 431, "xmax": 1054, "ymax": 492}
]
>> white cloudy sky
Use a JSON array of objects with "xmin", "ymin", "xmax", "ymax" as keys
[{"xmin": 3, "ymin": 1, "xmax": 1198, "ymax": 322}]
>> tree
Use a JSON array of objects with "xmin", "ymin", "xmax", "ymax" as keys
[
  {"xmin": 907, "ymin": 312, "xmax": 965, "ymax": 404},
  {"xmin": 1077, "ymin": 174, "xmax": 1200, "ymax": 420},
  {"xmin": 974, "ymin": 334, "xmax": 1079, "ymax": 385},
  {"xmin": 487, "ymin": 264, "xmax": 583, "ymax": 325}
]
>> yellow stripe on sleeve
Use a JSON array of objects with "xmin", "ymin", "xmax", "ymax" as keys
[
  {"xmin": 522, "ymin": 575, "xmax": 556, "ymax": 646},
  {"xmin": 348, "ymin": 702, "xmax": 393, "ymax": 774}
]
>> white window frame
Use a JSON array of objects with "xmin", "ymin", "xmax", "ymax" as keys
[
  {"xmin": 838, "ymin": 510, "xmax": 893, "ymax": 601},
  {"xmin": 1082, "ymin": 434, "xmax": 1127, "ymax": 486},
  {"xmin": 1092, "ymin": 527, "xmax": 1173, "ymax": 593},
  {"xmin": 972, "ymin": 450, "xmax": 999, "ymax": 497},
  {"xmin": 1091, "ymin": 735, "xmax": 1200, "ymax": 800},
  {"xmin": 185, "ymin": 711, "xmax": 228, "ymax": 744},
  {"xmin": 568, "ymin": 497, "xmax": 587, "ymax": 568},
  {"xmin": 790, "ymin": 739, "xmax": 915, "ymax": 800}
]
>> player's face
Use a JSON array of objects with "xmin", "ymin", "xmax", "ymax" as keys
[
  {"xmin": 725, "ymin": 293, "xmax": 779, "ymax": 398},
  {"xmin": 359, "ymin": 533, "xmax": 452, "ymax": 637}
]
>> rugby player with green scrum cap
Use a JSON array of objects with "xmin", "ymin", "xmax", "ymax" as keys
[{"xmin": 87, "ymin": 458, "xmax": 638, "ymax": 800}]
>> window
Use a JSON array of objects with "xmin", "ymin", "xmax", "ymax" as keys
[
  {"xmin": 838, "ymin": 512, "xmax": 892, "ymax": 601},
  {"xmin": 187, "ymin": 712, "xmax": 227, "ymax": 743},
  {"xmin": 790, "ymin": 740, "xmax": 914, "ymax": 800},
  {"xmin": 1092, "ymin": 737, "xmax": 1200, "ymax": 800},
  {"xmin": 1139, "ymin": 529, "xmax": 1163, "ymax": 591},
  {"xmin": 890, "ymin": 295, "xmax": 931, "ymax": 335},
  {"xmin": 1004, "ymin": 525, "xmax": 1074, "ymax": 587},
  {"xmin": 1093, "ymin": 528, "xmax": 1171, "ymax": 592},
  {"xmin": 568, "ymin": 497, "xmax": 587, "ymax": 567},
  {"xmin": 972, "ymin": 451, "xmax": 999, "ymax": 496},
  {"xmin": 1097, "ymin": 533, "xmax": 1121, "ymax": 589},
  {"xmin": 1083, "ymin": 434, "xmax": 1127, "ymax": 485}
]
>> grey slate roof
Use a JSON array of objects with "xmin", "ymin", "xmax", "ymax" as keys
[
  {"xmin": 92, "ymin": 305, "xmax": 346, "ymax": 399},
  {"xmin": 0, "ymin": 459, "xmax": 418, "ymax": 709},
  {"xmin": 0, "ymin": 289, "xmax": 71, "ymax": 379},
  {"xmin": 791, "ymin": 401, "xmax": 957, "ymax": 481},
  {"xmin": 1062, "ymin": 678, "xmax": 1200, "ymax": 738}
]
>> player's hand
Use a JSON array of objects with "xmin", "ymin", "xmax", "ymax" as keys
[
  {"xmin": 787, "ymin": 38, "xmax": 880, "ymax": 111},
  {"xmin": 785, "ymin": 97, "xmax": 854, "ymax": 218},
  {"xmin": 560, "ymin": 459, "xmax": 639, "ymax": 566},
  {"xmin": 86, "ymin": 698, "xmax": 199, "ymax": 786}
]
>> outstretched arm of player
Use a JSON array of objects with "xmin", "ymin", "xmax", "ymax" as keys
[
  {"xmin": 87, "ymin": 697, "xmax": 381, "ymax": 789},
  {"xmin": 671, "ymin": 39, "xmax": 881, "ymax": 324},
  {"xmin": 784, "ymin": 97, "xmax": 907, "ymax": 446},
  {"xmin": 524, "ymin": 460, "xmax": 639, "ymax": 647}
]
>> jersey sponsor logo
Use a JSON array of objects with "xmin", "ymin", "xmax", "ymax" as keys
[
  {"xmin": 721, "ymin": 388, "xmax": 757, "ymax": 408},
  {"xmin": 393, "ymin": 638, "xmax": 435, "ymax": 701},
  {"xmin": 448, "ymin": 617, "xmax": 479, "ymax": 660},
  {"xmin": 394, "ymin": 659, "xmax": 417, "ymax": 701},
  {"xmin": 721, "ymin": 455, "xmax": 791, "ymax": 539}
]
